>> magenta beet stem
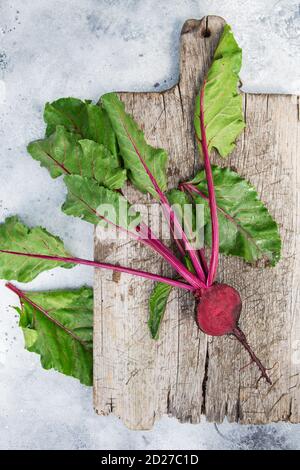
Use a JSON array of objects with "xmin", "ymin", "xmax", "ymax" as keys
[
  {"xmin": 0, "ymin": 249, "xmax": 195, "ymax": 291},
  {"xmin": 181, "ymin": 183, "xmax": 218, "ymax": 279},
  {"xmin": 181, "ymin": 183, "xmax": 208, "ymax": 202},
  {"xmin": 138, "ymin": 223, "xmax": 205, "ymax": 289},
  {"xmin": 178, "ymin": 183, "xmax": 209, "ymax": 277},
  {"xmin": 121, "ymin": 118, "xmax": 206, "ymax": 284},
  {"xmin": 67, "ymin": 189, "xmax": 199, "ymax": 287},
  {"xmin": 198, "ymin": 81, "xmax": 219, "ymax": 286},
  {"xmin": 6, "ymin": 281, "xmax": 28, "ymax": 299},
  {"xmin": 198, "ymin": 248, "xmax": 208, "ymax": 275}
]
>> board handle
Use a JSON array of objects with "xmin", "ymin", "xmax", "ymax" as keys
[{"xmin": 178, "ymin": 16, "xmax": 226, "ymax": 98}]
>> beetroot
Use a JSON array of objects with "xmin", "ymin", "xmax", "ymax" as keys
[{"xmin": 196, "ymin": 283, "xmax": 271, "ymax": 384}]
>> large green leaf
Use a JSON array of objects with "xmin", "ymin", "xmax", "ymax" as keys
[
  {"xmin": 0, "ymin": 216, "xmax": 74, "ymax": 282},
  {"xmin": 101, "ymin": 92, "xmax": 168, "ymax": 196},
  {"xmin": 14, "ymin": 286, "xmax": 93, "ymax": 386},
  {"xmin": 27, "ymin": 126, "xmax": 126, "ymax": 189},
  {"xmin": 62, "ymin": 175, "xmax": 141, "ymax": 229},
  {"xmin": 148, "ymin": 255, "xmax": 195, "ymax": 340},
  {"xmin": 148, "ymin": 282, "xmax": 173, "ymax": 340},
  {"xmin": 44, "ymin": 97, "xmax": 118, "ymax": 157},
  {"xmin": 194, "ymin": 24, "xmax": 245, "ymax": 158},
  {"xmin": 189, "ymin": 165, "xmax": 281, "ymax": 265}
]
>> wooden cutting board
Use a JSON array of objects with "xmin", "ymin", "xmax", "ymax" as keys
[{"xmin": 93, "ymin": 16, "xmax": 300, "ymax": 429}]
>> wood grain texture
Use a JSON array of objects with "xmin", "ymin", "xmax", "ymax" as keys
[{"xmin": 93, "ymin": 16, "xmax": 300, "ymax": 429}]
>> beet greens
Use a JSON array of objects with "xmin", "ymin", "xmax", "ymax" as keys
[{"xmin": 0, "ymin": 24, "xmax": 281, "ymax": 386}]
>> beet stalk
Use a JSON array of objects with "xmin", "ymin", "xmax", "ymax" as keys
[
  {"xmin": 123, "ymin": 125, "xmax": 206, "ymax": 283},
  {"xmin": 197, "ymin": 81, "xmax": 219, "ymax": 287},
  {"xmin": 76, "ymin": 196, "xmax": 204, "ymax": 288},
  {"xmin": 0, "ymin": 249, "xmax": 194, "ymax": 292}
]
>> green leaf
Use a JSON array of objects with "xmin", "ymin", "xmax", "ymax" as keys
[
  {"xmin": 0, "ymin": 216, "xmax": 74, "ymax": 282},
  {"xmin": 101, "ymin": 92, "xmax": 168, "ymax": 196},
  {"xmin": 79, "ymin": 139, "xmax": 126, "ymax": 189},
  {"xmin": 85, "ymin": 102, "xmax": 118, "ymax": 157},
  {"xmin": 62, "ymin": 175, "xmax": 141, "ymax": 229},
  {"xmin": 194, "ymin": 24, "xmax": 245, "ymax": 158},
  {"xmin": 15, "ymin": 286, "xmax": 93, "ymax": 386},
  {"xmin": 44, "ymin": 97, "xmax": 88, "ymax": 136},
  {"xmin": 28, "ymin": 126, "xmax": 126, "ymax": 189},
  {"xmin": 44, "ymin": 97, "xmax": 118, "ymax": 157},
  {"xmin": 148, "ymin": 282, "xmax": 173, "ymax": 340},
  {"xmin": 28, "ymin": 125, "xmax": 81, "ymax": 178},
  {"xmin": 189, "ymin": 165, "xmax": 281, "ymax": 265},
  {"xmin": 148, "ymin": 254, "xmax": 196, "ymax": 340}
]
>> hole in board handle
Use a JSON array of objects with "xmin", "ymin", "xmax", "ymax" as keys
[{"xmin": 201, "ymin": 27, "xmax": 211, "ymax": 38}]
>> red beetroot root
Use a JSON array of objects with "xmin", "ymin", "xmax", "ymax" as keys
[
  {"xmin": 196, "ymin": 283, "xmax": 272, "ymax": 384},
  {"xmin": 196, "ymin": 284, "xmax": 241, "ymax": 336}
]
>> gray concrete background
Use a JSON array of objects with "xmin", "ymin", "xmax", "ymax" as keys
[{"xmin": 0, "ymin": 0, "xmax": 299, "ymax": 450}]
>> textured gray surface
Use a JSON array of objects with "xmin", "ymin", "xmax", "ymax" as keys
[{"xmin": 0, "ymin": 0, "xmax": 299, "ymax": 450}]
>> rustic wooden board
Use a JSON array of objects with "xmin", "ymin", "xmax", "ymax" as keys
[{"xmin": 93, "ymin": 16, "xmax": 300, "ymax": 429}]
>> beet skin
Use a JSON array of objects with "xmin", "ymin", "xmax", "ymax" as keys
[{"xmin": 196, "ymin": 283, "xmax": 242, "ymax": 336}]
